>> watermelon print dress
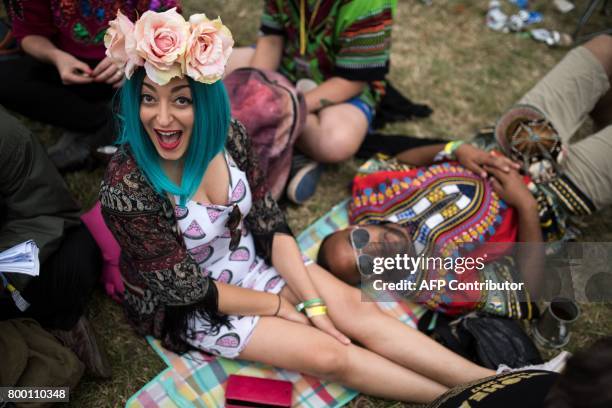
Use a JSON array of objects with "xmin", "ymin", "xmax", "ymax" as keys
[
  {"xmin": 101, "ymin": 120, "xmax": 296, "ymax": 354},
  {"xmin": 175, "ymin": 151, "xmax": 288, "ymax": 358}
]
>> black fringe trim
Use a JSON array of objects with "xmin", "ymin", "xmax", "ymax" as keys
[{"xmin": 160, "ymin": 282, "xmax": 231, "ymax": 355}]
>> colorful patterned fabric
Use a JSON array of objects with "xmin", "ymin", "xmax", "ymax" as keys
[
  {"xmin": 347, "ymin": 149, "xmax": 595, "ymax": 318},
  {"xmin": 349, "ymin": 156, "xmax": 527, "ymax": 317},
  {"xmin": 470, "ymin": 132, "xmax": 596, "ymax": 244},
  {"xmin": 350, "ymin": 160, "xmax": 516, "ymax": 259},
  {"xmin": 8, "ymin": 0, "xmax": 179, "ymax": 60},
  {"xmin": 127, "ymin": 337, "xmax": 357, "ymax": 408},
  {"xmin": 127, "ymin": 192, "xmax": 426, "ymax": 407},
  {"xmin": 260, "ymin": 0, "xmax": 396, "ymax": 110}
]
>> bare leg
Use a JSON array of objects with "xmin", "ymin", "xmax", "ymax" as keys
[
  {"xmin": 584, "ymin": 35, "xmax": 612, "ymax": 129},
  {"xmin": 225, "ymin": 47, "xmax": 255, "ymax": 75},
  {"xmin": 293, "ymin": 263, "xmax": 495, "ymax": 387},
  {"xmin": 296, "ymin": 103, "xmax": 369, "ymax": 163},
  {"xmin": 239, "ymin": 316, "xmax": 448, "ymax": 403}
]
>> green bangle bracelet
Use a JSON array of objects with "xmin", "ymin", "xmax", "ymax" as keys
[
  {"xmin": 295, "ymin": 297, "xmax": 325, "ymax": 312},
  {"xmin": 444, "ymin": 140, "xmax": 465, "ymax": 159}
]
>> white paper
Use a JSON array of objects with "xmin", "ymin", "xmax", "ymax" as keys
[{"xmin": 0, "ymin": 240, "xmax": 40, "ymax": 277}]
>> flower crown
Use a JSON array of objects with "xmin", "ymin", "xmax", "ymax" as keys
[{"xmin": 104, "ymin": 8, "xmax": 233, "ymax": 86}]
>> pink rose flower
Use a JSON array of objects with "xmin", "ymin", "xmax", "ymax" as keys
[
  {"xmin": 184, "ymin": 14, "xmax": 234, "ymax": 84},
  {"xmin": 133, "ymin": 8, "xmax": 189, "ymax": 85},
  {"xmin": 104, "ymin": 10, "xmax": 143, "ymax": 79}
]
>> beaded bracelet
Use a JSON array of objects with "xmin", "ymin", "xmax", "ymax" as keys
[
  {"xmin": 305, "ymin": 305, "xmax": 328, "ymax": 318},
  {"xmin": 295, "ymin": 297, "xmax": 324, "ymax": 312}
]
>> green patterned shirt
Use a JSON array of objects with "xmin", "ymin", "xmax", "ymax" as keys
[{"xmin": 260, "ymin": 0, "xmax": 397, "ymax": 110}]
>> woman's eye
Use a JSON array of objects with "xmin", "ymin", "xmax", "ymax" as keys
[
  {"xmin": 175, "ymin": 96, "xmax": 192, "ymax": 106},
  {"xmin": 141, "ymin": 94, "xmax": 155, "ymax": 104}
]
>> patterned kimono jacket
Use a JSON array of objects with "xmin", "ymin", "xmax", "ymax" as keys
[{"xmin": 100, "ymin": 120, "xmax": 292, "ymax": 352}]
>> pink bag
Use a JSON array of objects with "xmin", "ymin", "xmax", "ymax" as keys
[{"xmin": 223, "ymin": 68, "xmax": 307, "ymax": 200}]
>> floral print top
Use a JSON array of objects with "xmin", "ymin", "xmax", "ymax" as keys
[{"xmin": 8, "ymin": 0, "xmax": 179, "ymax": 60}]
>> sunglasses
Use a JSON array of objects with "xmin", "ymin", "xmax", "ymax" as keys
[
  {"xmin": 350, "ymin": 227, "xmax": 374, "ymax": 276},
  {"xmin": 226, "ymin": 204, "xmax": 242, "ymax": 251}
]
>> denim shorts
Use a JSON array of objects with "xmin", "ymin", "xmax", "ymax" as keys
[{"xmin": 346, "ymin": 96, "xmax": 374, "ymax": 126}]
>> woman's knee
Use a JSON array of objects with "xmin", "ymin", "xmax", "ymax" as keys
[
  {"xmin": 308, "ymin": 343, "xmax": 350, "ymax": 380},
  {"xmin": 336, "ymin": 285, "xmax": 381, "ymax": 316}
]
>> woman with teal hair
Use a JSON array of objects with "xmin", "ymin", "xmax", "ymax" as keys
[
  {"xmin": 115, "ymin": 68, "xmax": 231, "ymax": 207},
  {"xmin": 99, "ymin": 9, "xmax": 558, "ymax": 404}
]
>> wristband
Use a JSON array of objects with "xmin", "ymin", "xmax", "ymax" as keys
[
  {"xmin": 444, "ymin": 140, "xmax": 465, "ymax": 159},
  {"xmin": 295, "ymin": 297, "xmax": 324, "ymax": 312},
  {"xmin": 305, "ymin": 305, "xmax": 328, "ymax": 318}
]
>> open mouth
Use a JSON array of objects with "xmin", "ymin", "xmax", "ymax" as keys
[{"xmin": 154, "ymin": 129, "xmax": 182, "ymax": 151}]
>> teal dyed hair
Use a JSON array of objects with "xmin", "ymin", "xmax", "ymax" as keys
[{"xmin": 115, "ymin": 69, "xmax": 231, "ymax": 206}]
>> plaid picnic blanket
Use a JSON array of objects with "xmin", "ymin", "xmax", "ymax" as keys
[{"xmin": 127, "ymin": 185, "xmax": 426, "ymax": 408}]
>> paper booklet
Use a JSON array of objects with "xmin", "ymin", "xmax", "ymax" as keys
[
  {"xmin": 0, "ymin": 240, "xmax": 40, "ymax": 277},
  {"xmin": 0, "ymin": 240, "xmax": 41, "ymax": 312}
]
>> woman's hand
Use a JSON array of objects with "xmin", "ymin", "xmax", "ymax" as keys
[
  {"xmin": 54, "ymin": 52, "xmax": 93, "ymax": 85},
  {"xmin": 276, "ymin": 295, "xmax": 310, "ymax": 325},
  {"xmin": 310, "ymin": 314, "xmax": 351, "ymax": 345},
  {"xmin": 484, "ymin": 165, "xmax": 536, "ymax": 210},
  {"xmin": 92, "ymin": 56, "xmax": 125, "ymax": 88},
  {"xmin": 455, "ymin": 144, "xmax": 520, "ymax": 178}
]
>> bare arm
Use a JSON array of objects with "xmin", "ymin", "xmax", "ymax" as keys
[
  {"xmin": 395, "ymin": 144, "xmax": 446, "ymax": 166},
  {"xmin": 397, "ymin": 143, "xmax": 520, "ymax": 176},
  {"xmin": 304, "ymin": 77, "xmax": 366, "ymax": 113},
  {"xmin": 21, "ymin": 35, "xmax": 63, "ymax": 64},
  {"xmin": 21, "ymin": 35, "xmax": 93, "ymax": 84},
  {"xmin": 270, "ymin": 233, "xmax": 351, "ymax": 344},
  {"xmin": 250, "ymin": 35, "xmax": 284, "ymax": 71},
  {"xmin": 515, "ymin": 201, "xmax": 542, "ymax": 243},
  {"xmin": 515, "ymin": 198, "xmax": 545, "ymax": 296},
  {"xmin": 214, "ymin": 235, "xmax": 333, "ymax": 328},
  {"xmin": 271, "ymin": 233, "xmax": 319, "ymax": 301},
  {"xmin": 216, "ymin": 281, "xmax": 277, "ymax": 316},
  {"xmin": 486, "ymin": 165, "xmax": 544, "ymax": 295}
]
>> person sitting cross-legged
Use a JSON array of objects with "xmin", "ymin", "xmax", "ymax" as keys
[
  {"xmin": 227, "ymin": 0, "xmax": 396, "ymax": 203},
  {"xmin": 0, "ymin": 0, "xmax": 179, "ymax": 170},
  {"xmin": 0, "ymin": 105, "xmax": 108, "ymax": 377}
]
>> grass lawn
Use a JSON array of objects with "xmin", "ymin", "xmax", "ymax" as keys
[{"xmin": 3, "ymin": 0, "xmax": 611, "ymax": 407}]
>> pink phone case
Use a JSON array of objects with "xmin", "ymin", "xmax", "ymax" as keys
[{"xmin": 225, "ymin": 374, "xmax": 292, "ymax": 407}]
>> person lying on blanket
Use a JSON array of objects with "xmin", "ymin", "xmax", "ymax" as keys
[
  {"xmin": 318, "ymin": 34, "xmax": 612, "ymax": 317},
  {"xmin": 99, "ymin": 9, "xmax": 567, "ymax": 405}
]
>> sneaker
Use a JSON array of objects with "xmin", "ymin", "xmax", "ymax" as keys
[
  {"xmin": 286, "ymin": 154, "xmax": 322, "ymax": 204},
  {"xmin": 48, "ymin": 134, "xmax": 93, "ymax": 172},
  {"xmin": 51, "ymin": 316, "xmax": 112, "ymax": 379},
  {"xmin": 496, "ymin": 350, "xmax": 571, "ymax": 374},
  {"xmin": 93, "ymin": 145, "xmax": 118, "ymax": 164}
]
